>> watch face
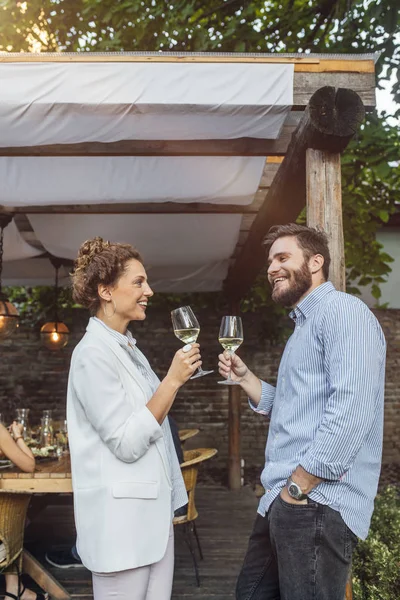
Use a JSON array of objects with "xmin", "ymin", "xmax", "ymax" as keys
[{"xmin": 288, "ymin": 483, "xmax": 299, "ymax": 498}]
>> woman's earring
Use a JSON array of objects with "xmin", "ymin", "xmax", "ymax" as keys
[{"xmin": 103, "ymin": 299, "xmax": 117, "ymax": 319}]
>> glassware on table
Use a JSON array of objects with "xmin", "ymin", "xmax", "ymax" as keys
[
  {"xmin": 218, "ymin": 316, "xmax": 244, "ymax": 385},
  {"xmin": 15, "ymin": 408, "xmax": 31, "ymax": 439},
  {"xmin": 55, "ymin": 419, "xmax": 68, "ymax": 458},
  {"xmin": 40, "ymin": 412, "xmax": 54, "ymax": 448},
  {"xmin": 171, "ymin": 306, "xmax": 213, "ymax": 379}
]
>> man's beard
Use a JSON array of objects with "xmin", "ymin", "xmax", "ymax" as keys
[{"xmin": 271, "ymin": 260, "xmax": 312, "ymax": 308}]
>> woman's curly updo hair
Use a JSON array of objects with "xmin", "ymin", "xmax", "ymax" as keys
[{"xmin": 71, "ymin": 237, "xmax": 143, "ymax": 314}]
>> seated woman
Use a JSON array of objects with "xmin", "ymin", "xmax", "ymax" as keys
[{"xmin": 0, "ymin": 421, "xmax": 48, "ymax": 600}]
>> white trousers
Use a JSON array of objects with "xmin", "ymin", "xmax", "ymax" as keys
[{"xmin": 92, "ymin": 524, "xmax": 174, "ymax": 600}]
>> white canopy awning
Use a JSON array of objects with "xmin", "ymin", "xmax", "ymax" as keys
[
  {"xmin": 2, "ymin": 258, "xmax": 70, "ymax": 287},
  {"xmin": 0, "ymin": 156, "xmax": 266, "ymax": 207},
  {"xmin": 3, "ymin": 219, "xmax": 43, "ymax": 262},
  {"xmin": 0, "ymin": 56, "xmax": 294, "ymax": 290},
  {"xmin": 0, "ymin": 62, "xmax": 293, "ymax": 144}
]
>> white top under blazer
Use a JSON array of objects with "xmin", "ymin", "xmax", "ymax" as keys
[{"xmin": 67, "ymin": 317, "xmax": 187, "ymax": 573}]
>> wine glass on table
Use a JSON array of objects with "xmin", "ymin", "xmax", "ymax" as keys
[
  {"xmin": 218, "ymin": 316, "xmax": 243, "ymax": 385},
  {"xmin": 171, "ymin": 306, "xmax": 213, "ymax": 379}
]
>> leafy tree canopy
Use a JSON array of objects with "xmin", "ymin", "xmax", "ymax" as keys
[
  {"xmin": 0, "ymin": 0, "xmax": 399, "ymax": 328},
  {"xmin": 0, "ymin": 0, "xmax": 398, "ymax": 94}
]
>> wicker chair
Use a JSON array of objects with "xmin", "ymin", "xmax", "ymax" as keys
[
  {"xmin": 173, "ymin": 447, "xmax": 218, "ymax": 586},
  {"xmin": 177, "ymin": 429, "xmax": 200, "ymax": 446},
  {"xmin": 0, "ymin": 490, "xmax": 32, "ymax": 575}
]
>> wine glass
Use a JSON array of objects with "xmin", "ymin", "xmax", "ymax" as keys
[
  {"xmin": 15, "ymin": 408, "xmax": 31, "ymax": 439},
  {"xmin": 171, "ymin": 306, "xmax": 214, "ymax": 379},
  {"xmin": 56, "ymin": 420, "xmax": 68, "ymax": 458},
  {"xmin": 218, "ymin": 316, "xmax": 244, "ymax": 385}
]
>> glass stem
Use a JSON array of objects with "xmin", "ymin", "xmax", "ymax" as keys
[{"xmin": 227, "ymin": 350, "xmax": 234, "ymax": 381}]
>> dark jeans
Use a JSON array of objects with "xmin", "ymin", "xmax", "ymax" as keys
[{"xmin": 236, "ymin": 496, "xmax": 358, "ymax": 600}]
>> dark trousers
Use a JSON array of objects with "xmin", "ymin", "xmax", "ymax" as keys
[{"xmin": 236, "ymin": 496, "xmax": 358, "ymax": 600}]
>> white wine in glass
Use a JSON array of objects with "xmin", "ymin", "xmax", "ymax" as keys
[
  {"xmin": 218, "ymin": 316, "xmax": 243, "ymax": 385},
  {"xmin": 174, "ymin": 328, "xmax": 200, "ymax": 345},
  {"xmin": 171, "ymin": 306, "xmax": 214, "ymax": 379}
]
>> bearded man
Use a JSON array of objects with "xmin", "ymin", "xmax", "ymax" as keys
[{"xmin": 218, "ymin": 224, "xmax": 386, "ymax": 600}]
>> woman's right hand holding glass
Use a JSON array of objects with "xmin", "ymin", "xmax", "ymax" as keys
[
  {"xmin": 167, "ymin": 343, "xmax": 202, "ymax": 387},
  {"xmin": 218, "ymin": 351, "xmax": 248, "ymax": 383}
]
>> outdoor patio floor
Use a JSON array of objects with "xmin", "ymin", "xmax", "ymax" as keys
[{"xmin": 9, "ymin": 484, "xmax": 259, "ymax": 599}]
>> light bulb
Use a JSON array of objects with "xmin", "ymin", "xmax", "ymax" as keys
[
  {"xmin": 0, "ymin": 300, "xmax": 20, "ymax": 341},
  {"xmin": 40, "ymin": 321, "xmax": 69, "ymax": 350}
]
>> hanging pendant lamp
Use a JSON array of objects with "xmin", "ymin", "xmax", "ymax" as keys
[
  {"xmin": 40, "ymin": 257, "xmax": 69, "ymax": 350},
  {"xmin": 0, "ymin": 214, "xmax": 20, "ymax": 341}
]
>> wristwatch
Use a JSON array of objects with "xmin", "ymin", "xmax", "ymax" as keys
[{"xmin": 286, "ymin": 477, "xmax": 308, "ymax": 501}]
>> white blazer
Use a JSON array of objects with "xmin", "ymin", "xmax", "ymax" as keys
[{"xmin": 67, "ymin": 318, "xmax": 174, "ymax": 573}]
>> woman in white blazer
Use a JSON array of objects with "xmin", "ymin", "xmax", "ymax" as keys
[{"xmin": 68, "ymin": 237, "xmax": 202, "ymax": 600}]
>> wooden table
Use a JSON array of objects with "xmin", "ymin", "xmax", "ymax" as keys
[
  {"xmin": 0, "ymin": 454, "xmax": 72, "ymax": 493},
  {"xmin": 0, "ymin": 455, "xmax": 73, "ymax": 600}
]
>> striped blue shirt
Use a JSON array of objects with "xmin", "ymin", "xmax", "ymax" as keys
[
  {"xmin": 93, "ymin": 317, "xmax": 188, "ymax": 515},
  {"xmin": 252, "ymin": 282, "xmax": 386, "ymax": 539}
]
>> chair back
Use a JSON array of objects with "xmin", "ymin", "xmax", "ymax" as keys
[
  {"xmin": 0, "ymin": 490, "xmax": 32, "ymax": 571},
  {"xmin": 174, "ymin": 448, "xmax": 217, "ymax": 525}
]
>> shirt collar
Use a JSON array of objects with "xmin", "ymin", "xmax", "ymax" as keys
[
  {"xmin": 289, "ymin": 281, "xmax": 335, "ymax": 322},
  {"xmin": 92, "ymin": 317, "xmax": 137, "ymax": 348}
]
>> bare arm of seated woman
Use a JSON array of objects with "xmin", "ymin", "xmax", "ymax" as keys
[
  {"xmin": 0, "ymin": 422, "xmax": 35, "ymax": 473},
  {"xmin": 73, "ymin": 343, "xmax": 202, "ymax": 463}
]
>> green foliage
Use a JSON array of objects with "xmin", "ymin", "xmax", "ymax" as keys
[
  {"xmin": 352, "ymin": 486, "xmax": 400, "ymax": 600},
  {"xmin": 0, "ymin": 1, "xmax": 398, "ymax": 93},
  {"xmin": 342, "ymin": 113, "xmax": 399, "ymax": 300},
  {"xmin": 4, "ymin": 285, "xmax": 80, "ymax": 329}
]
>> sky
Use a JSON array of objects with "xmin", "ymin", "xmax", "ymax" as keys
[
  {"xmin": 376, "ymin": 30, "xmax": 400, "ymax": 121},
  {"xmin": 376, "ymin": 69, "xmax": 399, "ymax": 120}
]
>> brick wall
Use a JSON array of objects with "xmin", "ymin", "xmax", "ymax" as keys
[{"xmin": 0, "ymin": 307, "xmax": 399, "ymax": 483}]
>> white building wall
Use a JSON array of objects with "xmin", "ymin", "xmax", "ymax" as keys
[{"xmin": 358, "ymin": 229, "xmax": 400, "ymax": 309}]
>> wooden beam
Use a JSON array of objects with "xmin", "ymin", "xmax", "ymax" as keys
[
  {"xmin": 306, "ymin": 149, "xmax": 345, "ymax": 291},
  {"xmin": 293, "ymin": 72, "xmax": 375, "ymax": 109},
  {"xmin": 224, "ymin": 86, "xmax": 365, "ymax": 300},
  {"xmin": 23, "ymin": 550, "xmax": 71, "ymax": 600},
  {"xmin": 1, "ymin": 201, "xmax": 266, "ymax": 215},
  {"xmin": 0, "ymin": 134, "xmax": 293, "ymax": 157},
  {"xmin": 0, "ymin": 53, "xmax": 376, "ymax": 74}
]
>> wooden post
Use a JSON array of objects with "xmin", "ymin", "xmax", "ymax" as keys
[
  {"xmin": 228, "ymin": 300, "xmax": 242, "ymax": 490},
  {"xmin": 228, "ymin": 384, "xmax": 242, "ymax": 490},
  {"xmin": 306, "ymin": 148, "xmax": 346, "ymax": 291},
  {"xmin": 306, "ymin": 150, "xmax": 351, "ymax": 600}
]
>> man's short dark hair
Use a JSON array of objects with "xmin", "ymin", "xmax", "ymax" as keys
[{"xmin": 263, "ymin": 223, "xmax": 331, "ymax": 281}]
